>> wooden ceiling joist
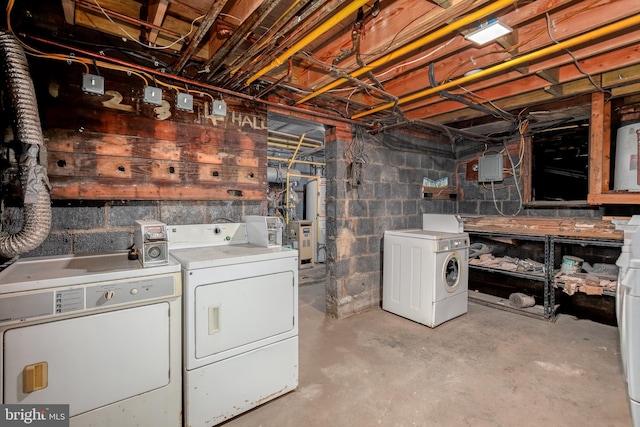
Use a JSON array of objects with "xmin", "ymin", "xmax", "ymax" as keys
[{"xmin": 146, "ymin": 0, "xmax": 169, "ymax": 45}]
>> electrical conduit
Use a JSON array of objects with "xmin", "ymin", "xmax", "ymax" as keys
[
  {"xmin": 294, "ymin": 0, "xmax": 517, "ymax": 105},
  {"xmin": 351, "ymin": 13, "xmax": 640, "ymax": 119}
]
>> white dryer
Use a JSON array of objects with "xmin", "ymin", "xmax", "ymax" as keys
[
  {"xmin": 621, "ymin": 257, "xmax": 640, "ymax": 426},
  {"xmin": 0, "ymin": 252, "xmax": 182, "ymax": 427},
  {"xmin": 168, "ymin": 223, "xmax": 299, "ymax": 427},
  {"xmin": 383, "ymin": 226, "xmax": 469, "ymax": 328}
]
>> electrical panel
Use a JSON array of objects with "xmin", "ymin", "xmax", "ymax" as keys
[{"xmin": 478, "ymin": 153, "xmax": 504, "ymax": 182}]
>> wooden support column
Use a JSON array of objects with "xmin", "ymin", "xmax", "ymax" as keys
[
  {"xmin": 588, "ymin": 91, "xmax": 640, "ymax": 204},
  {"xmin": 588, "ymin": 91, "xmax": 608, "ymax": 200},
  {"xmin": 522, "ymin": 134, "xmax": 532, "ymax": 204}
]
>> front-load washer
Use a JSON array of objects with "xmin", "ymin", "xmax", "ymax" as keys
[
  {"xmin": 167, "ymin": 223, "xmax": 299, "ymax": 427},
  {"xmin": 383, "ymin": 228, "xmax": 469, "ymax": 327},
  {"xmin": 0, "ymin": 252, "xmax": 182, "ymax": 427}
]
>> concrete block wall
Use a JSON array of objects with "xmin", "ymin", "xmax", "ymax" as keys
[
  {"xmin": 456, "ymin": 152, "xmax": 604, "ymax": 218},
  {"xmin": 324, "ymin": 126, "xmax": 457, "ymax": 319},
  {"xmin": 11, "ymin": 200, "xmax": 264, "ymax": 258}
]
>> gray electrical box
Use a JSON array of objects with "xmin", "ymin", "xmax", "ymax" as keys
[
  {"xmin": 176, "ymin": 93, "xmax": 194, "ymax": 111},
  {"xmin": 143, "ymin": 86, "xmax": 163, "ymax": 105},
  {"xmin": 82, "ymin": 73, "xmax": 105, "ymax": 95},
  {"xmin": 478, "ymin": 154, "xmax": 504, "ymax": 182}
]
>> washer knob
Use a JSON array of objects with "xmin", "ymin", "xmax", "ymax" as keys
[{"xmin": 104, "ymin": 290, "xmax": 115, "ymax": 300}]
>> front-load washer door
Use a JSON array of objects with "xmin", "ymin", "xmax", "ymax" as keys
[
  {"xmin": 435, "ymin": 250, "xmax": 468, "ymax": 301},
  {"xmin": 194, "ymin": 271, "xmax": 295, "ymax": 360},
  {"xmin": 2, "ymin": 303, "xmax": 170, "ymax": 417}
]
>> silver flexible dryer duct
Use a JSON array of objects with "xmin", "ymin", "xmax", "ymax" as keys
[{"xmin": 0, "ymin": 30, "xmax": 51, "ymax": 258}]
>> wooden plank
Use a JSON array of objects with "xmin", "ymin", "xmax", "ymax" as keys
[
  {"xmin": 50, "ymin": 182, "xmax": 263, "ymax": 200},
  {"xmin": 462, "ymin": 216, "xmax": 623, "ymax": 239},
  {"xmin": 522, "ymin": 134, "xmax": 532, "ymax": 204},
  {"xmin": 47, "ymin": 152, "xmax": 263, "ymax": 184},
  {"xmin": 588, "ymin": 192, "xmax": 640, "ymax": 204},
  {"xmin": 589, "ymin": 91, "xmax": 606, "ymax": 200},
  {"xmin": 45, "ymin": 130, "xmax": 261, "ymax": 167},
  {"xmin": 32, "ymin": 60, "xmax": 268, "ymax": 201},
  {"xmin": 61, "ymin": 0, "xmax": 75, "ymax": 24},
  {"xmin": 147, "ymin": 0, "xmax": 169, "ymax": 44}
]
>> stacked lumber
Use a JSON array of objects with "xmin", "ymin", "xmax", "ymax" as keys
[{"xmin": 554, "ymin": 272, "xmax": 617, "ymax": 296}]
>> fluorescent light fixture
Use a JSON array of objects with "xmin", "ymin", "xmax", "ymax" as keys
[{"xmin": 465, "ymin": 19, "xmax": 512, "ymax": 46}]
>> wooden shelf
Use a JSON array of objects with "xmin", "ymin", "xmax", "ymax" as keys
[
  {"xmin": 462, "ymin": 216, "xmax": 623, "ymax": 240},
  {"xmin": 422, "ymin": 186, "xmax": 457, "ymax": 200},
  {"xmin": 469, "ymin": 291, "xmax": 556, "ymax": 322}
]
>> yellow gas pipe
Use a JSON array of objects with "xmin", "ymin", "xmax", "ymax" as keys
[
  {"xmin": 351, "ymin": 13, "xmax": 640, "ymax": 119},
  {"xmin": 294, "ymin": 0, "xmax": 517, "ymax": 105},
  {"xmin": 246, "ymin": 0, "xmax": 370, "ymax": 85}
]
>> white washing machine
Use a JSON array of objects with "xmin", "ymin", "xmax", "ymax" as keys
[
  {"xmin": 168, "ymin": 223, "xmax": 299, "ymax": 427},
  {"xmin": 383, "ymin": 223, "xmax": 469, "ymax": 328},
  {"xmin": 0, "ymin": 252, "xmax": 182, "ymax": 427}
]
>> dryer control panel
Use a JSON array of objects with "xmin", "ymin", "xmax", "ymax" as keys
[{"xmin": 0, "ymin": 274, "xmax": 178, "ymax": 325}]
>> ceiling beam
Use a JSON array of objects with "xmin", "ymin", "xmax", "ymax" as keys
[
  {"xmin": 406, "ymin": 38, "xmax": 640, "ymax": 120},
  {"xmin": 172, "ymin": 0, "xmax": 229, "ymax": 73},
  {"xmin": 61, "ymin": 0, "xmax": 75, "ymax": 24},
  {"xmin": 222, "ymin": 0, "xmax": 317, "ymax": 77},
  {"xmin": 295, "ymin": 0, "xmax": 516, "ymax": 105},
  {"xmin": 426, "ymin": 0, "xmax": 452, "ymax": 8},
  {"xmin": 203, "ymin": 0, "xmax": 281, "ymax": 78},
  {"xmin": 350, "ymin": 12, "xmax": 640, "ymax": 119},
  {"xmin": 365, "ymin": 0, "xmax": 637, "ymax": 104},
  {"xmin": 296, "ymin": 0, "xmax": 492, "ymax": 89},
  {"xmin": 146, "ymin": 0, "xmax": 169, "ymax": 45}
]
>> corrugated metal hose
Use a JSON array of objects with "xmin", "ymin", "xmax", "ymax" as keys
[{"xmin": 0, "ymin": 30, "xmax": 51, "ymax": 258}]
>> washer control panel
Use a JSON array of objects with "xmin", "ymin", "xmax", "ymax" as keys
[{"xmin": 437, "ymin": 236, "xmax": 470, "ymax": 252}]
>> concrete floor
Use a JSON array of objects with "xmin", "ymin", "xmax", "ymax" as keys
[{"xmin": 223, "ymin": 272, "xmax": 632, "ymax": 427}]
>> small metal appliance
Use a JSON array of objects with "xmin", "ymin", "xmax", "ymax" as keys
[
  {"xmin": 242, "ymin": 215, "xmax": 284, "ymax": 247},
  {"xmin": 134, "ymin": 220, "xmax": 169, "ymax": 267}
]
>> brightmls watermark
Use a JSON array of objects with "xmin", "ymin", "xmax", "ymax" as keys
[{"xmin": 0, "ymin": 405, "xmax": 69, "ymax": 426}]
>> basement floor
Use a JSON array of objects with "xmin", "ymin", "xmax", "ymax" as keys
[{"xmin": 222, "ymin": 270, "xmax": 632, "ymax": 427}]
